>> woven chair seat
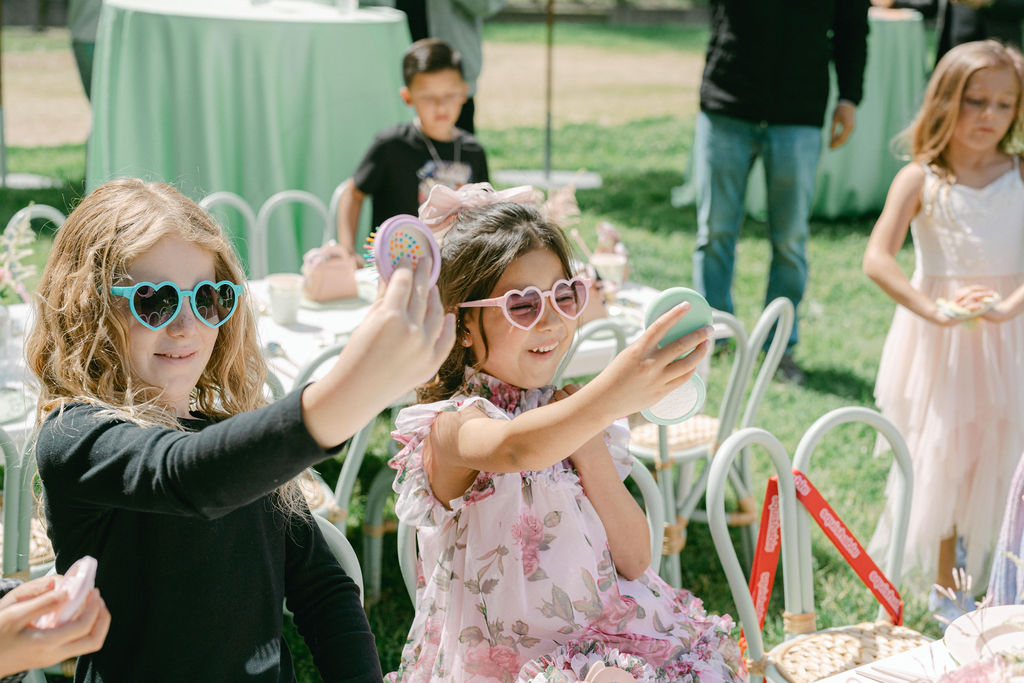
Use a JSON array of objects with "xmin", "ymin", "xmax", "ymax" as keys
[
  {"xmin": 297, "ymin": 470, "xmax": 347, "ymax": 524},
  {"xmin": 0, "ymin": 509, "xmax": 56, "ymax": 571},
  {"xmin": 630, "ymin": 414, "xmax": 720, "ymax": 454},
  {"xmin": 769, "ymin": 621, "xmax": 931, "ymax": 683}
]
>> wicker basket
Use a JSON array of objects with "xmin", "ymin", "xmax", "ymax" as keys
[
  {"xmin": 769, "ymin": 621, "xmax": 932, "ymax": 682},
  {"xmin": 630, "ymin": 414, "xmax": 720, "ymax": 455}
]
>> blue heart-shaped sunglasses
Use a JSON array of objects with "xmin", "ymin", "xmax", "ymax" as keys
[{"xmin": 111, "ymin": 280, "xmax": 243, "ymax": 331}]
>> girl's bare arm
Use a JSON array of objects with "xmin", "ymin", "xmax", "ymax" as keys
[{"xmin": 863, "ymin": 164, "xmax": 956, "ymax": 325}]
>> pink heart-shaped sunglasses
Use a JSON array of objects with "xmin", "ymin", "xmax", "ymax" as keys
[{"xmin": 458, "ymin": 277, "xmax": 591, "ymax": 330}]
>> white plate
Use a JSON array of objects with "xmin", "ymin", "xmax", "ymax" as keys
[{"xmin": 944, "ymin": 605, "xmax": 1024, "ymax": 664}]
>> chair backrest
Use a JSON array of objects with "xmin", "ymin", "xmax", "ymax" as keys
[
  {"xmin": 396, "ymin": 454, "xmax": 667, "ymax": 603},
  {"xmin": 552, "ymin": 317, "xmax": 630, "ymax": 385},
  {"xmin": 313, "ymin": 515, "xmax": 364, "ymax": 605},
  {"xmin": 2, "ymin": 431, "xmax": 54, "ymax": 581},
  {"xmin": 737, "ymin": 297, "xmax": 794, "ymax": 431},
  {"xmin": 199, "ymin": 192, "xmax": 258, "ymax": 277},
  {"xmin": 328, "ymin": 180, "xmax": 346, "ymax": 241},
  {"xmin": 791, "ymin": 407, "xmax": 913, "ymax": 623},
  {"xmin": 255, "ymin": 190, "xmax": 330, "ymax": 279},
  {"xmin": 707, "ymin": 428, "xmax": 802, "ymax": 680},
  {"xmin": 5, "ymin": 204, "xmax": 66, "ymax": 235},
  {"xmin": 264, "ymin": 370, "xmax": 286, "ymax": 402},
  {"xmin": 292, "ymin": 340, "xmax": 345, "ymax": 388}
]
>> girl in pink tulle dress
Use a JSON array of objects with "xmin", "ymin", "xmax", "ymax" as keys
[
  {"xmin": 387, "ymin": 197, "xmax": 744, "ymax": 682},
  {"xmin": 864, "ymin": 41, "xmax": 1024, "ymax": 604}
]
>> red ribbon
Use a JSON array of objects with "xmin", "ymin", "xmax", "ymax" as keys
[{"xmin": 740, "ymin": 469, "xmax": 903, "ymax": 652}]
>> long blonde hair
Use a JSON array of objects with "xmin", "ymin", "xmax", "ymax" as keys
[
  {"xmin": 26, "ymin": 178, "xmax": 304, "ymax": 513},
  {"xmin": 903, "ymin": 40, "xmax": 1024, "ymax": 178}
]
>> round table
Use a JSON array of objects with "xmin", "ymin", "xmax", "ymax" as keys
[{"xmin": 86, "ymin": 0, "xmax": 413, "ymax": 274}]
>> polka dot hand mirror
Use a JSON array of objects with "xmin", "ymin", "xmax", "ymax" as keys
[{"xmin": 371, "ymin": 214, "xmax": 441, "ymax": 286}]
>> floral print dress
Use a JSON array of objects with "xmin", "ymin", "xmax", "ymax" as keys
[{"xmin": 387, "ymin": 371, "xmax": 745, "ymax": 683}]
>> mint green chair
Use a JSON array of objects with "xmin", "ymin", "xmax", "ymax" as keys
[
  {"xmin": 255, "ymin": 190, "xmax": 330, "ymax": 279},
  {"xmin": 199, "ymin": 192, "xmax": 258, "ymax": 277},
  {"xmin": 631, "ymin": 298, "xmax": 794, "ymax": 587},
  {"xmin": 313, "ymin": 514, "xmax": 364, "ymax": 605},
  {"xmin": 4, "ymin": 203, "xmax": 66, "ymax": 235},
  {"xmin": 708, "ymin": 409, "xmax": 930, "ymax": 682}
]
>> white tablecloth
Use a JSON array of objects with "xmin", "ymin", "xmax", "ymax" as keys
[
  {"xmin": 817, "ymin": 639, "xmax": 958, "ymax": 682},
  {"xmin": 250, "ymin": 272, "xmax": 656, "ymax": 389}
]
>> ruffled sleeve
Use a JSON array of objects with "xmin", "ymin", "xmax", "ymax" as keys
[
  {"xmin": 389, "ymin": 396, "xmax": 512, "ymax": 528},
  {"xmin": 607, "ymin": 417, "xmax": 633, "ymax": 481}
]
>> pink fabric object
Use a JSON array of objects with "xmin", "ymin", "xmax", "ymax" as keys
[
  {"xmin": 417, "ymin": 182, "xmax": 540, "ymax": 238},
  {"xmin": 385, "ymin": 371, "xmax": 745, "ymax": 683},
  {"xmin": 869, "ymin": 162, "xmax": 1024, "ymax": 584},
  {"xmin": 32, "ymin": 555, "xmax": 98, "ymax": 629}
]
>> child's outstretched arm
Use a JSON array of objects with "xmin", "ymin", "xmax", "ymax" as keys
[
  {"xmin": 864, "ymin": 164, "xmax": 957, "ymax": 325},
  {"xmin": 427, "ymin": 304, "xmax": 711, "ymax": 496},
  {"xmin": 335, "ymin": 178, "xmax": 366, "ymax": 259},
  {"xmin": 552, "ymin": 384, "xmax": 651, "ymax": 580},
  {"xmin": 302, "ymin": 254, "xmax": 455, "ymax": 449}
]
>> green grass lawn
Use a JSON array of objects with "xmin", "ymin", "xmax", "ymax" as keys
[{"xmin": 1, "ymin": 21, "xmax": 940, "ymax": 683}]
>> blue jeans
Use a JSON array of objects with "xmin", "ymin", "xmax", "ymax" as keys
[{"xmin": 692, "ymin": 111, "xmax": 821, "ymax": 349}]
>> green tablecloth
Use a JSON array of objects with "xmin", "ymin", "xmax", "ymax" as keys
[
  {"xmin": 87, "ymin": 0, "xmax": 412, "ymax": 274},
  {"xmin": 675, "ymin": 10, "xmax": 928, "ymax": 220}
]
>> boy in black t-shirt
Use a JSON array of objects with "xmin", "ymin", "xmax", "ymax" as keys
[{"xmin": 335, "ymin": 38, "xmax": 490, "ymax": 259}]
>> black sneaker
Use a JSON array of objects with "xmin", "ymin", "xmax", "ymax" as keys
[{"xmin": 775, "ymin": 353, "xmax": 806, "ymax": 385}]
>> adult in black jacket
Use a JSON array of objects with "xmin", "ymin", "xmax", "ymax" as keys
[
  {"xmin": 28, "ymin": 178, "xmax": 454, "ymax": 682},
  {"xmin": 691, "ymin": 0, "xmax": 869, "ymax": 384},
  {"xmin": 877, "ymin": 0, "xmax": 1024, "ymax": 66}
]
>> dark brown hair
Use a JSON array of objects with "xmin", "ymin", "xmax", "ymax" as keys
[
  {"xmin": 417, "ymin": 202, "xmax": 575, "ymax": 402},
  {"xmin": 402, "ymin": 38, "xmax": 464, "ymax": 87}
]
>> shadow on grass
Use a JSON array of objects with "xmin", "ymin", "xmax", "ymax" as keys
[
  {"xmin": 577, "ymin": 169, "xmax": 694, "ymax": 235},
  {"xmin": 803, "ymin": 364, "xmax": 875, "ymax": 403}
]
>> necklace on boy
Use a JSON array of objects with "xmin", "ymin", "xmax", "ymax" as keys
[{"xmin": 416, "ymin": 121, "xmax": 461, "ymax": 167}]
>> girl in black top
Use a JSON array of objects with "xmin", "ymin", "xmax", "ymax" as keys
[{"xmin": 27, "ymin": 178, "xmax": 454, "ymax": 682}]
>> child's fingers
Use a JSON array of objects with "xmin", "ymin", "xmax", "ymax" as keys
[
  {"xmin": 49, "ymin": 593, "xmax": 110, "ymax": 660},
  {"xmin": 636, "ymin": 302, "xmax": 692, "ymax": 353},
  {"xmin": 422, "ymin": 284, "xmax": 445, "ymax": 337},
  {"xmin": 0, "ymin": 576, "xmax": 57, "ymax": 606},
  {"xmin": 652, "ymin": 325, "xmax": 714, "ymax": 369},
  {"xmin": 3, "ymin": 589, "xmax": 64, "ymax": 628},
  {"xmin": 663, "ymin": 339, "xmax": 712, "ymax": 385},
  {"xmin": 407, "ymin": 252, "xmax": 434, "ymax": 322},
  {"xmin": 380, "ymin": 261, "xmax": 415, "ymax": 309},
  {"xmin": 432, "ymin": 313, "xmax": 456, "ymax": 363}
]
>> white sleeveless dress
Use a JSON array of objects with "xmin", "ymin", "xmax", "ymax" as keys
[{"xmin": 870, "ymin": 159, "xmax": 1024, "ymax": 584}]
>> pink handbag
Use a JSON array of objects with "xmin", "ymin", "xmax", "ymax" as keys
[{"xmin": 301, "ymin": 241, "xmax": 359, "ymax": 302}]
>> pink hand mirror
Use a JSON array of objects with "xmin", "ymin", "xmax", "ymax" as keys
[{"xmin": 371, "ymin": 214, "xmax": 441, "ymax": 286}]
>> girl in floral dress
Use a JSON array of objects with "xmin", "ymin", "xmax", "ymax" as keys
[{"xmin": 387, "ymin": 198, "xmax": 744, "ymax": 682}]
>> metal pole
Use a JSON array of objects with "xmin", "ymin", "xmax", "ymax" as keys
[
  {"xmin": 0, "ymin": 0, "xmax": 7, "ymax": 184},
  {"xmin": 544, "ymin": 0, "xmax": 553, "ymax": 184}
]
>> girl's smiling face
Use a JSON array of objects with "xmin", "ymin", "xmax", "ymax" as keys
[
  {"xmin": 124, "ymin": 235, "xmax": 220, "ymax": 417},
  {"xmin": 465, "ymin": 248, "xmax": 577, "ymax": 389}
]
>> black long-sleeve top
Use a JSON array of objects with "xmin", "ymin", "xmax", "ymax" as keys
[
  {"xmin": 35, "ymin": 389, "xmax": 383, "ymax": 683},
  {"xmin": 699, "ymin": 0, "xmax": 870, "ymax": 127}
]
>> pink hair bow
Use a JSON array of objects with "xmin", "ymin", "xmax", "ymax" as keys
[{"xmin": 418, "ymin": 182, "xmax": 540, "ymax": 237}]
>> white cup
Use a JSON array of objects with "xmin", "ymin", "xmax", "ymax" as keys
[
  {"xmin": 336, "ymin": 0, "xmax": 357, "ymax": 13},
  {"xmin": 590, "ymin": 252, "xmax": 628, "ymax": 290},
  {"xmin": 267, "ymin": 273, "xmax": 304, "ymax": 326}
]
